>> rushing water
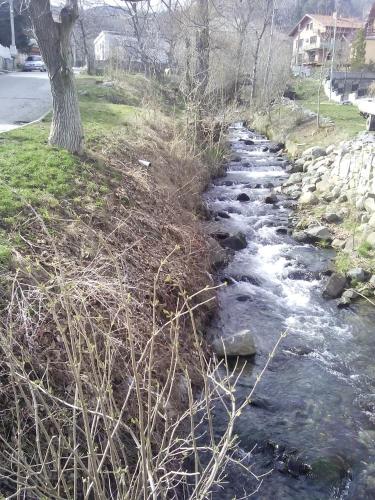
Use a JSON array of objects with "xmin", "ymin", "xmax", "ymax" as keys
[{"xmin": 205, "ymin": 123, "xmax": 375, "ymax": 499}]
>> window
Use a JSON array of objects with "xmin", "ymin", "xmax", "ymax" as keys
[
  {"xmin": 310, "ymin": 36, "xmax": 317, "ymax": 44},
  {"xmin": 26, "ymin": 55, "xmax": 42, "ymax": 61},
  {"xmin": 298, "ymin": 39, "xmax": 303, "ymax": 47}
]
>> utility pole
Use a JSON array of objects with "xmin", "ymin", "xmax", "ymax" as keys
[
  {"xmin": 9, "ymin": 0, "xmax": 17, "ymax": 69},
  {"xmin": 329, "ymin": 8, "xmax": 338, "ymax": 101}
]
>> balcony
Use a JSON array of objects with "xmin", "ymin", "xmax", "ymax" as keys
[{"xmin": 304, "ymin": 39, "xmax": 332, "ymax": 51}]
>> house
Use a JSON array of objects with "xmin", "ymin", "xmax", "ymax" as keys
[
  {"xmin": 94, "ymin": 31, "xmax": 139, "ymax": 63},
  {"xmin": 289, "ymin": 14, "xmax": 362, "ymax": 69},
  {"xmin": 93, "ymin": 30, "xmax": 169, "ymax": 71},
  {"xmin": 365, "ymin": 3, "xmax": 375, "ymax": 64}
]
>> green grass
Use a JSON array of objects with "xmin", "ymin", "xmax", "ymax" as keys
[
  {"xmin": 294, "ymin": 78, "xmax": 365, "ymax": 138},
  {"xmin": 254, "ymin": 77, "xmax": 368, "ymax": 155},
  {"xmin": 0, "ymin": 75, "xmax": 149, "ymax": 259}
]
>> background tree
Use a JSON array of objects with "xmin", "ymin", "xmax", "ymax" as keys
[{"xmin": 351, "ymin": 27, "xmax": 366, "ymax": 69}]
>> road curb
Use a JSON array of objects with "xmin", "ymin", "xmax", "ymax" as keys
[{"xmin": 0, "ymin": 108, "xmax": 52, "ymax": 135}]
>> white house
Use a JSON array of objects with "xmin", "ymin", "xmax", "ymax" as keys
[{"xmin": 94, "ymin": 31, "xmax": 139, "ymax": 62}]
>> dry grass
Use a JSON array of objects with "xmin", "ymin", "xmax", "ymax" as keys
[{"xmin": 0, "ymin": 77, "xmax": 262, "ymax": 498}]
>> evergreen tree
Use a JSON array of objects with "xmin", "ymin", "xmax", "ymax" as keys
[{"xmin": 351, "ymin": 28, "xmax": 366, "ymax": 69}]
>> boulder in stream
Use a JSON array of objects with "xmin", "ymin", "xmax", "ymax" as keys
[
  {"xmin": 237, "ymin": 193, "xmax": 251, "ymax": 202},
  {"xmin": 265, "ymin": 193, "xmax": 278, "ymax": 204},
  {"xmin": 323, "ymin": 273, "xmax": 347, "ymax": 299},
  {"xmin": 269, "ymin": 142, "xmax": 285, "ymax": 153},
  {"xmin": 211, "ymin": 329, "xmax": 256, "ymax": 357},
  {"xmin": 220, "ymin": 232, "xmax": 247, "ymax": 251}
]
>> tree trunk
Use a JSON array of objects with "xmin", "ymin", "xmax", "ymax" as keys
[
  {"xmin": 195, "ymin": 0, "xmax": 210, "ymax": 99},
  {"xmin": 28, "ymin": 0, "xmax": 84, "ymax": 154},
  {"xmin": 250, "ymin": 37, "xmax": 262, "ymax": 108},
  {"xmin": 79, "ymin": 18, "xmax": 95, "ymax": 76}
]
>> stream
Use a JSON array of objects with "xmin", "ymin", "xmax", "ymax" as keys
[{"xmin": 205, "ymin": 123, "xmax": 375, "ymax": 499}]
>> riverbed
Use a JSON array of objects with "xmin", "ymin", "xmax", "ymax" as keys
[{"xmin": 205, "ymin": 123, "xmax": 375, "ymax": 499}]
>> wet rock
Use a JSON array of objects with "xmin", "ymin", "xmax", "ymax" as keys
[
  {"xmin": 220, "ymin": 232, "xmax": 247, "ymax": 251},
  {"xmin": 347, "ymin": 268, "xmax": 369, "ymax": 283},
  {"xmin": 236, "ymin": 295, "xmax": 253, "ymax": 302},
  {"xmin": 226, "ymin": 206, "xmax": 241, "ymax": 214},
  {"xmin": 238, "ymin": 275, "xmax": 261, "ymax": 286},
  {"xmin": 287, "ymin": 270, "xmax": 318, "ymax": 281},
  {"xmin": 217, "ymin": 211, "xmax": 231, "ymax": 219},
  {"xmin": 224, "ymin": 180, "xmax": 234, "ymax": 186},
  {"xmin": 241, "ymin": 139, "xmax": 254, "ymax": 145},
  {"xmin": 276, "ymin": 461, "xmax": 288, "ymax": 473},
  {"xmin": 207, "ymin": 237, "xmax": 228, "ymax": 269},
  {"xmin": 305, "ymin": 225, "xmax": 332, "ymax": 243},
  {"xmin": 293, "ymin": 230, "xmax": 310, "ymax": 243},
  {"xmin": 231, "ymin": 155, "xmax": 241, "ymax": 162},
  {"xmin": 269, "ymin": 142, "xmax": 285, "ymax": 153},
  {"xmin": 311, "ymin": 456, "xmax": 350, "ymax": 483},
  {"xmin": 265, "ymin": 193, "xmax": 278, "ymax": 204},
  {"xmin": 286, "ymin": 456, "xmax": 312, "ymax": 477},
  {"xmin": 211, "ymin": 231, "xmax": 230, "ymax": 241},
  {"xmin": 276, "ymin": 227, "xmax": 288, "ymax": 235},
  {"xmin": 264, "ymin": 182, "xmax": 275, "ymax": 189},
  {"xmin": 299, "ymin": 192, "xmax": 319, "ymax": 206},
  {"xmin": 211, "ymin": 329, "xmax": 256, "ymax": 357},
  {"xmin": 323, "ymin": 273, "xmax": 347, "ymax": 299},
  {"xmin": 338, "ymin": 289, "xmax": 359, "ymax": 308},
  {"xmin": 237, "ymin": 193, "xmax": 250, "ymax": 202},
  {"xmin": 323, "ymin": 212, "xmax": 342, "ymax": 224},
  {"xmin": 288, "ymin": 346, "xmax": 314, "ymax": 356}
]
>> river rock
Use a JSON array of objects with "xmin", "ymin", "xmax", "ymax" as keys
[
  {"xmin": 231, "ymin": 155, "xmax": 241, "ymax": 162},
  {"xmin": 302, "ymin": 146, "xmax": 327, "ymax": 159},
  {"xmin": 265, "ymin": 193, "xmax": 278, "ymax": 204},
  {"xmin": 299, "ymin": 192, "xmax": 318, "ymax": 206},
  {"xmin": 347, "ymin": 268, "xmax": 369, "ymax": 283},
  {"xmin": 241, "ymin": 139, "xmax": 254, "ymax": 145},
  {"xmin": 368, "ymin": 214, "xmax": 375, "ymax": 228},
  {"xmin": 365, "ymin": 195, "xmax": 375, "ymax": 213},
  {"xmin": 217, "ymin": 211, "xmax": 231, "ymax": 219},
  {"xmin": 366, "ymin": 232, "xmax": 375, "ymax": 247},
  {"xmin": 237, "ymin": 193, "xmax": 250, "ymax": 202},
  {"xmin": 369, "ymin": 275, "xmax": 375, "ymax": 288},
  {"xmin": 332, "ymin": 238, "xmax": 346, "ymax": 250},
  {"xmin": 269, "ymin": 142, "xmax": 284, "ymax": 153},
  {"xmin": 207, "ymin": 237, "xmax": 228, "ymax": 269},
  {"xmin": 293, "ymin": 230, "xmax": 310, "ymax": 243},
  {"xmin": 305, "ymin": 226, "xmax": 332, "ymax": 243},
  {"xmin": 284, "ymin": 173, "xmax": 303, "ymax": 187},
  {"xmin": 338, "ymin": 289, "xmax": 359, "ymax": 308},
  {"xmin": 323, "ymin": 212, "xmax": 342, "ymax": 224},
  {"xmin": 323, "ymin": 273, "xmax": 347, "ymax": 299},
  {"xmin": 220, "ymin": 232, "xmax": 247, "ymax": 251},
  {"xmin": 211, "ymin": 329, "xmax": 256, "ymax": 357}
]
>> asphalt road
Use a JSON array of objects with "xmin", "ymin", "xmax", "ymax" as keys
[{"xmin": 0, "ymin": 72, "xmax": 51, "ymax": 133}]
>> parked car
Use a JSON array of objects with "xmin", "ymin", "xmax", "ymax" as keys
[{"xmin": 23, "ymin": 55, "xmax": 46, "ymax": 72}]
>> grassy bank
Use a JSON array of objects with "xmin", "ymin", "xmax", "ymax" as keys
[
  {"xmin": 0, "ymin": 74, "xmax": 227, "ymax": 498},
  {"xmin": 253, "ymin": 77, "xmax": 366, "ymax": 155}
]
